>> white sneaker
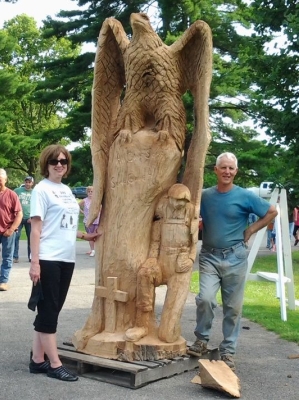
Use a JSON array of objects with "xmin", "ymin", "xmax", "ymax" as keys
[{"xmin": 90, "ymin": 250, "xmax": 95, "ymax": 257}]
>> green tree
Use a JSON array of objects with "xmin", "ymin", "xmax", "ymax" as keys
[
  {"xmin": 243, "ymin": 1, "xmax": 299, "ymax": 197},
  {"xmin": 3, "ymin": 1, "xmax": 297, "ymax": 191},
  {"xmin": 41, "ymin": 0, "xmax": 276, "ymax": 187},
  {"xmin": 244, "ymin": 1, "xmax": 299, "ymax": 145},
  {"xmin": 64, "ymin": 143, "xmax": 93, "ymax": 187},
  {"xmin": 0, "ymin": 15, "xmax": 80, "ymax": 186}
]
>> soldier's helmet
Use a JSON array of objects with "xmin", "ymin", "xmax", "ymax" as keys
[{"xmin": 168, "ymin": 184, "xmax": 191, "ymax": 202}]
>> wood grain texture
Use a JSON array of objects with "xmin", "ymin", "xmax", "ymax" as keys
[
  {"xmin": 73, "ymin": 13, "xmax": 213, "ymax": 361},
  {"xmin": 199, "ymin": 360, "xmax": 241, "ymax": 398}
]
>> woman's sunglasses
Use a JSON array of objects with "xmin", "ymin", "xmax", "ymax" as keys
[{"xmin": 48, "ymin": 159, "xmax": 68, "ymax": 166}]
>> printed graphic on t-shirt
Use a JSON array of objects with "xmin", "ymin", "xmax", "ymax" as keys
[
  {"xmin": 60, "ymin": 211, "xmax": 77, "ymax": 230},
  {"xmin": 19, "ymin": 192, "xmax": 31, "ymax": 206},
  {"xmin": 50, "ymin": 189, "xmax": 79, "ymax": 231}
]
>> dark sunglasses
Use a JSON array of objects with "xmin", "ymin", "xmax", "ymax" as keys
[{"xmin": 48, "ymin": 159, "xmax": 68, "ymax": 166}]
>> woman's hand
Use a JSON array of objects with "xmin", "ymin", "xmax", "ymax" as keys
[
  {"xmin": 29, "ymin": 260, "xmax": 41, "ymax": 285},
  {"xmin": 84, "ymin": 231, "xmax": 102, "ymax": 242},
  {"xmin": 77, "ymin": 230, "xmax": 102, "ymax": 241}
]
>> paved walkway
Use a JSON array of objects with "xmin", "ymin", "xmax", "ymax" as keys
[{"xmin": 1, "ymin": 240, "xmax": 298, "ymax": 399}]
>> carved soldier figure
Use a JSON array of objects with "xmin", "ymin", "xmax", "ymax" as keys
[{"xmin": 125, "ymin": 183, "xmax": 198, "ymax": 343}]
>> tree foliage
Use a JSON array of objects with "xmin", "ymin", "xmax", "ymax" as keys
[
  {"xmin": 246, "ymin": 1, "xmax": 299, "ymax": 146},
  {"xmin": 0, "ymin": 15, "xmax": 81, "ymax": 186},
  {"xmin": 40, "ymin": 0, "xmax": 277, "ymax": 185},
  {"xmin": 1, "ymin": 1, "xmax": 298, "ymax": 195}
]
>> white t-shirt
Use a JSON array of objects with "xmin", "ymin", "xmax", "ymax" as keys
[{"xmin": 30, "ymin": 179, "xmax": 80, "ymax": 262}]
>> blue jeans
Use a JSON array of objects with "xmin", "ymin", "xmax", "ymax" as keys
[
  {"xmin": 13, "ymin": 218, "xmax": 31, "ymax": 260},
  {"xmin": 266, "ymin": 229, "xmax": 272, "ymax": 248},
  {"xmin": 289, "ymin": 222, "xmax": 294, "ymax": 240},
  {"xmin": 0, "ymin": 232, "xmax": 16, "ymax": 284},
  {"xmin": 195, "ymin": 242, "xmax": 247, "ymax": 356}
]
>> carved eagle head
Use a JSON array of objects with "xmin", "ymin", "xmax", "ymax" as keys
[
  {"xmin": 130, "ymin": 13, "xmax": 153, "ymax": 33},
  {"xmin": 130, "ymin": 13, "xmax": 163, "ymax": 48}
]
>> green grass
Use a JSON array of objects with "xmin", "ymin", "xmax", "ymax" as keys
[
  {"xmin": 77, "ymin": 213, "xmax": 85, "ymax": 234},
  {"xmin": 190, "ymin": 252, "xmax": 299, "ymax": 344}
]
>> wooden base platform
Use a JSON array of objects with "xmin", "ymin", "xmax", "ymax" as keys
[{"xmin": 58, "ymin": 343, "xmax": 201, "ymax": 389}]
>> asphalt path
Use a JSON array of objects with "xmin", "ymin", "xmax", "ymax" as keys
[{"xmin": 1, "ymin": 239, "xmax": 298, "ymax": 400}]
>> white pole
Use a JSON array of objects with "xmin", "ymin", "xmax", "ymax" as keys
[{"xmin": 275, "ymin": 204, "xmax": 287, "ymax": 321}]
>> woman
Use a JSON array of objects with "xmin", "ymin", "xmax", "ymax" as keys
[
  {"xmin": 79, "ymin": 186, "xmax": 101, "ymax": 257},
  {"xmin": 29, "ymin": 144, "xmax": 99, "ymax": 382}
]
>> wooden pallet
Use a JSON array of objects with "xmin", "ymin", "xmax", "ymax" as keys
[{"xmin": 57, "ymin": 343, "xmax": 201, "ymax": 389}]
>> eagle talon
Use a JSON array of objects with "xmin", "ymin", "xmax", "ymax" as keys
[
  {"xmin": 157, "ymin": 130, "xmax": 170, "ymax": 142},
  {"xmin": 119, "ymin": 129, "xmax": 133, "ymax": 143}
]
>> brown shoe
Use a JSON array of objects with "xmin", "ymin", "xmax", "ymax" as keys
[
  {"xmin": 13, "ymin": 258, "xmax": 19, "ymax": 263},
  {"xmin": 221, "ymin": 354, "xmax": 236, "ymax": 371},
  {"xmin": 0, "ymin": 283, "xmax": 8, "ymax": 291},
  {"xmin": 187, "ymin": 339, "xmax": 208, "ymax": 356}
]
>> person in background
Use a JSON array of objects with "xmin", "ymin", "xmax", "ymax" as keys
[
  {"xmin": 188, "ymin": 152, "xmax": 278, "ymax": 371},
  {"xmin": 0, "ymin": 168, "xmax": 23, "ymax": 291},
  {"xmin": 288, "ymin": 206, "xmax": 294, "ymax": 242},
  {"xmin": 29, "ymin": 144, "xmax": 100, "ymax": 382},
  {"xmin": 13, "ymin": 176, "xmax": 34, "ymax": 263},
  {"xmin": 266, "ymin": 220, "xmax": 274, "ymax": 249},
  {"xmin": 271, "ymin": 225, "xmax": 276, "ymax": 252},
  {"xmin": 79, "ymin": 186, "xmax": 101, "ymax": 257},
  {"xmin": 293, "ymin": 205, "xmax": 299, "ymax": 246}
]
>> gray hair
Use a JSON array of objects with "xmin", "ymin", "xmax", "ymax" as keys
[
  {"xmin": 216, "ymin": 152, "xmax": 238, "ymax": 168},
  {"xmin": 0, "ymin": 168, "xmax": 7, "ymax": 178}
]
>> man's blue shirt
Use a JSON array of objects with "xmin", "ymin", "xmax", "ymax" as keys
[{"xmin": 201, "ymin": 185, "xmax": 271, "ymax": 248}]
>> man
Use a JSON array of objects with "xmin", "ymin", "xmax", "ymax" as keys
[
  {"xmin": 188, "ymin": 152, "xmax": 277, "ymax": 371},
  {"xmin": 0, "ymin": 169, "xmax": 23, "ymax": 291},
  {"xmin": 14, "ymin": 176, "xmax": 34, "ymax": 262}
]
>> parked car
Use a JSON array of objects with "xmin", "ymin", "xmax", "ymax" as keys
[{"xmin": 71, "ymin": 186, "xmax": 87, "ymax": 199}]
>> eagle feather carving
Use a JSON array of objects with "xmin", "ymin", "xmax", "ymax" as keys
[{"xmin": 88, "ymin": 13, "xmax": 213, "ymax": 225}]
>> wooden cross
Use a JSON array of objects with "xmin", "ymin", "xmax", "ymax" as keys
[{"xmin": 95, "ymin": 276, "xmax": 129, "ymax": 333}]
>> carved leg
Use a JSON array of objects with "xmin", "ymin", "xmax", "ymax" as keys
[
  {"xmin": 158, "ymin": 269, "xmax": 193, "ymax": 343},
  {"xmin": 155, "ymin": 98, "xmax": 186, "ymax": 151},
  {"xmin": 125, "ymin": 310, "xmax": 149, "ymax": 341},
  {"xmin": 157, "ymin": 115, "xmax": 170, "ymax": 142},
  {"xmin": 118, "ymin": 104, "xmax": 144, "ymax": 143},
  {"xmin": 125, "ymin": 258, "xmax": 161, "ymax": 342}
]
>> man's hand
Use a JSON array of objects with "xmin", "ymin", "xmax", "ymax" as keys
[
  {"xmin": 3, "ymin": 227, "xmax": 15, "ymax": 237},
  {"xmin": 176, "ymin": 255, "xmax": 193, "ymax": 273},
  {"xmin": 243, "ymin": 227, "xmax": 253, "ymax": 244}
]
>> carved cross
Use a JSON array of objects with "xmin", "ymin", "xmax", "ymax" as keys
[{"xmin": 95, "ymin": 277, "xmax": 129, "ymax": 333}]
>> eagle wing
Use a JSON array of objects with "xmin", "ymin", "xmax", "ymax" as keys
[
  {"xmin": 170, "ymin": 21, "xmax": 213, "ymax": 218},
  {"xmin": 87, "ymin": 18, "xmax": 130, "ymax": 225}
]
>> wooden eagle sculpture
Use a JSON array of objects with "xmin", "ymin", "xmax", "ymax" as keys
[{"xmin": 73, "ymin": 13, "xmax": 213, "ymax": 361}]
